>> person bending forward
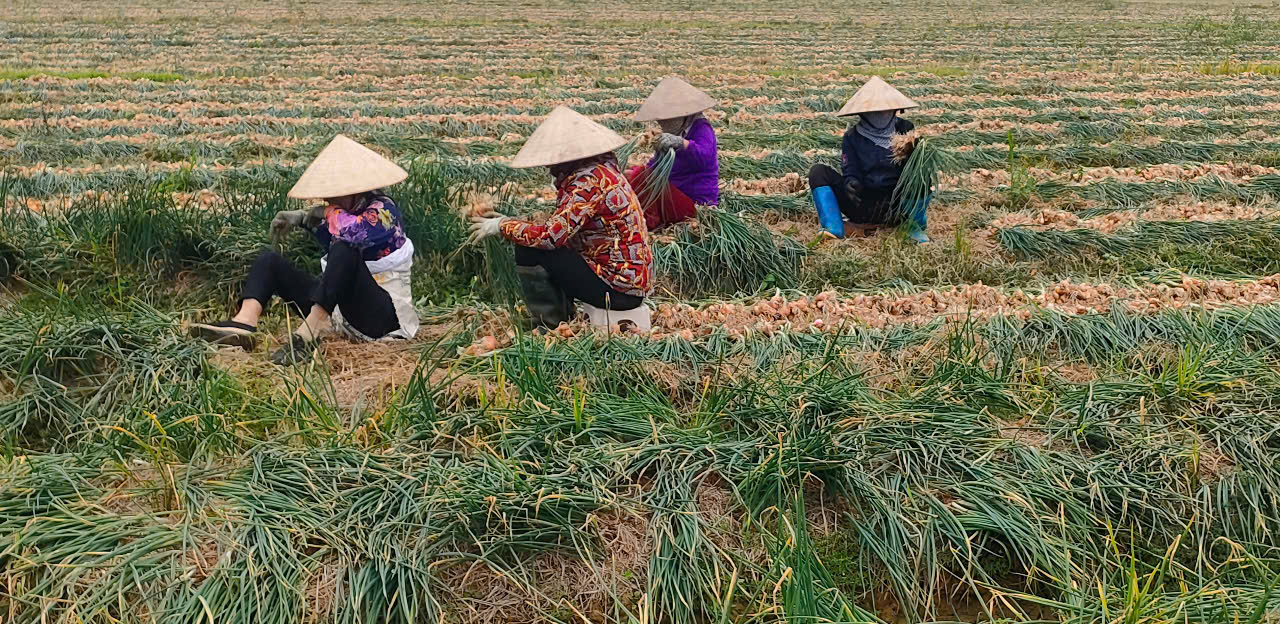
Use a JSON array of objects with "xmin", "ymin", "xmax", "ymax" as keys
[
  {"xmin": 628, "ymin": 76, "xmax": 720, "ymax": 230},
  {"xmin": 467, "ymin": 106, "xmax": 653, "ymax": 329}
]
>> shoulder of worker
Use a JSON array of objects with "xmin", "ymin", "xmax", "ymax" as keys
[
  {"xmin": 688, "ymin": 116, "xmax": 715, "ymax": 135},
  {"xmin": 564, "ymin": 161, "xmax": 617, "ymax": 196},
  {"xmin": 841, "ymin": 126, "xmax": 863, "ymax": 149},
  {"xmin": 363, "ymin": 191, "xmax": 399, "ymax": 211},
  {"xmin": 895, "ymin": 117, "xmax": 915, "ymax": 133}
]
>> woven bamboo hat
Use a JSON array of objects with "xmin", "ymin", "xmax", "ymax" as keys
[
  {"xmin": 836, "ymin": 76, "xmax": 919, "ymax": 117},
  {"xmin": 288, "ymin": 134, "xmax": 408, "ymax": 199},
  {"xmin": 634, "ymin": 76, "xmax": 717, "ymax": 122},
  {"xmin": 510, "ymin": 106, "xmax": 628, "ymax": 169}
]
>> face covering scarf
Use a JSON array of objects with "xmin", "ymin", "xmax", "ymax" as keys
[{"xmin": 855, "ymin": 110, "xmax": 897, "ymax": 149}]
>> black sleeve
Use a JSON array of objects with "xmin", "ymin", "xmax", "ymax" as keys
[{"xmin": 895, "ymin": 117, "xmax": 915, "ymax": 133}]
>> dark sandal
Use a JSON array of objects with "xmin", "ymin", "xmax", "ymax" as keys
[
  {"xmin": 190, "ymin": 320, "xmax": 258, "ymax": 350},
  {"xmin": 270, "ymin": 333, "xmax": 316, "ymax": 366}
]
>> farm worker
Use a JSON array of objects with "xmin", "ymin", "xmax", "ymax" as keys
[
  {"xmin": 808, "ymin": 76, "xmax": 930, "ymax": 243},
  {"xmin": 467, "ymin": 106, "xmax": 653, "ymax": 329},
  {"xmin": 628, "ymin": 76, "xmax": 719, "ymax": 230},
  {"xmin": 190, "ymin": 134, "xmax": 419, "ymax": 365}
]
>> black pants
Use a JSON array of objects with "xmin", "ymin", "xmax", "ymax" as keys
[
  {"xmin": 515, "ymin": 246, "xmax": 643, "ymax": 311},
  {"xmin": 808, "ymin": 164, "xmax": 897, "ymax": 225},
  {"xmin": 241, "ymin": 242, "xmax": 400, "ymax": 339}
]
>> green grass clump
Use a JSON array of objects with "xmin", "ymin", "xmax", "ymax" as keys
[
  {"xmin": 654, "ymin": 207, "xmax": 806, "ymax": 297},
  {"xmin": 1197, "ymin": 59, "xmax": 1280, "ymax": 76},
  {"xmin": 6, "ymin": 293, "xmax": 1280, "ymax": 621},
  {"xmin": 0, "ymin": 68, "xmax": 185, "ymax": 81},
  {"xmin": 997, "ymin": 219, "xmax": 1280, "ymax": 277}
]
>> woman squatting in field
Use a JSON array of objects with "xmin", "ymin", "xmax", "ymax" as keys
[
  {"xmin": 627, "ymin": 77, "xmax": 720, "ymax": 230},
  {"xmin": 467, "ymin": 106, "xmax": 655, "ymax": 331},
  {"xmin": 190, "ymin": 135, "xmax": 419, "ymax": 365},
  {"xmin": 809, "ymin": 77, "xmax": 930, "ymax": 243}
]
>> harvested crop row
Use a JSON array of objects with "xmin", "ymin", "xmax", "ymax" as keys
[
  {"xmin": 458, "ymin": 274, "xmax": 1280, "ymax": 353},
  {"xmin": 987, "ymin": 200, "xmax": 1280, "ymax": 233}
]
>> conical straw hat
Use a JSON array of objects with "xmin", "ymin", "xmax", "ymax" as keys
[
  {"xmin": 288, "ymin": 134, "xmax": 408, "ymax": 199},
  {"xmin": 510, "ymin": 106, "xmax": 628, "ymax": 168},
  {"xmin": 634, "ymin": 76, "xmax": 717, "ymax": 122},
  {"xmin": 836, "ymin": 76, "xmax": 919, "ymax": 117}
]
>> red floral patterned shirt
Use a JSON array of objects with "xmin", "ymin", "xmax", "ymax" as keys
[{"xmin": 500, "ymin": 159, "xmax": 653, "ymax": 297}]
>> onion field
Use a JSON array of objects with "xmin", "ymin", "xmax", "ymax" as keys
[{"xmin": 3, "ymin": 1, "xmax": 1280, "ymax": 622}]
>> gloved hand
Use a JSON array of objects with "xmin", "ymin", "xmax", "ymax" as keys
[
  {"xmin": 302, "ymin": 205, "xmax": 326, "ymax": 230},
  {"xmin": 270, "ymin": 209, "xmax": 308, "ymax": 241},
  {"xmin": 466, "ymin": 211, "xmax": 508, "ymax": 246},
  {"xmin": 656, "ymin": 133, "xmax": 687, "ymax": 152},
  {"xmin": 843, "ymin": 179, "xmax": 862, "ymax": 209}
]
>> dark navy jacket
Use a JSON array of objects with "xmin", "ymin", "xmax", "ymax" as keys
[{"xmin": 840, "ymin": 117, "xmax": 915, "ymax": 193}]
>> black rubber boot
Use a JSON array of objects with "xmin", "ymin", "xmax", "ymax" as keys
[{"xmin": 516, "ymin": 265, "xmax": 570, "ymax": 328}]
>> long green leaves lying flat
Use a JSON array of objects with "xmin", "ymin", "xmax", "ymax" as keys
[{"xmin": 6, "ymin": 300, "xmax": 1280, "ymax": 622}]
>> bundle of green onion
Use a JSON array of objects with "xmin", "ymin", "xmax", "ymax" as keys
[
  {"xmin": 890, "ymin": 132, "xmax": 947, "ymax": 219},
  {"xmin": 632, "ymin": 147, "xmax": 677, "ymax": 210}
]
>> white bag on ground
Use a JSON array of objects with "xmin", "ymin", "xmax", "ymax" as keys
[
  {"xmin": 322, "ymin": 239, "xmax": 419, "ymax": 341},
  {"xmin": 580, "ymin": 301, "xmax": 652, "ymax": 333}
]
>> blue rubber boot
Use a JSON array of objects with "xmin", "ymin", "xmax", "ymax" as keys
[
  {"xmin": 907, "ymin": 196, "xmax": 930, "ymax": 243},
  {"xmin": 812, "ymin": 186, "xmax": 844, "ymax": 238}
]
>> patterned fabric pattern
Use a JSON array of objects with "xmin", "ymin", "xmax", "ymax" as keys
[
  {"xmin": 312, "ymin": 192, "xmax": 408, "ymax": 261},
  {"xmin": 501, "ymin": 159, "xmax": 653, "ymax": 297}
]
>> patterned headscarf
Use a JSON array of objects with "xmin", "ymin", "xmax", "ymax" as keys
[{"xmin": 855, "ymin": 110, "xmax": 898, "ymax": 150}]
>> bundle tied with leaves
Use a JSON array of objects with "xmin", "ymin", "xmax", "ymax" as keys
[{"xmin": 890, "ymin": 130, "xmax": 947, "ymax": 218}]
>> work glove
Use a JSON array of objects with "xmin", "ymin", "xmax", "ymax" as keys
[
  {"xmin": 656, "ymin": 132, "xmax": 687, "ymax": 152},
  {"xmin": 466, "ymin": 211, "xmax": 508, "ymax": 246},
  {"xmin": 302, "ymin": 205, "xmax": 326, "ymax": 229},
  {"xmin": 270, "ymin": 207, "xmax": 327, "ymax": 243},
  {"xmin": 843, "ymin": 179, "xmax": 863, "ymax": 209},
  {"xmin": 270, "ymin": 209, "xmax": 308, "ymax": 241}
]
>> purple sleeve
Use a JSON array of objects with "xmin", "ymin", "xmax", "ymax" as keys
[{"xmin": 681, "ymin": 119, "xmax": 717, "ymax": 169}]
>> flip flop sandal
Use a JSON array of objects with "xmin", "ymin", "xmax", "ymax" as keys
[
  {"xmin": 190, "ymin": 320, "xmax": 258, "ymax": 350},
  {"xmin": 270, "ymin": 333, "xmax": 316, "ymax": 366}
]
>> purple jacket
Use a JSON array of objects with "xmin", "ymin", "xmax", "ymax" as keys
[{"xmin": 649, "ymin": 117, "xmax": 719, "ymax": 205}]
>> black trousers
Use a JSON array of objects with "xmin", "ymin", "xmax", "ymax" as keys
[
  {"xmin": 515, "ymin": 246, "xmax": 643, "ymax": 311},
  {"xmin": 808, "ymin": 164, "xmax": 897, "ymax": 225},
  {"xmin": 241, "ymin": 242, "xmax": 400, "ymax": 339}
]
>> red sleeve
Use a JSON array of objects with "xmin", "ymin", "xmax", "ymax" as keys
[{"xmin": 500, "ymin": 170, "xmax": 599, "ymax": 249}]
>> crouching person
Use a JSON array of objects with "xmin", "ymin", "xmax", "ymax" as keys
[
  {"xmin": 809, "ymin": 77, "xmax": 930, "ymax": 243},
  {"xmin": 191, "ymin": 135, "xmax": 419, "ymax": 364},
  {"xmin": 629, "ymin": 76, "xmax": 720, "ymax": 230},
  {"xmin": 467, "ymin": 106, "xmax": 654, "ymax": 331}
]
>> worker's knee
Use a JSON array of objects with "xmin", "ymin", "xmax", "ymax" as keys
[
  {"xmin": 251, "ymin": 248, "xmax": 286, "ymax": 272},
  {"xmin": 327, "ymin": 241, "xmax": 360, "ymax": 265},
  {"xmin": 808, "ymin": 164, "xmax": 837, "ymax": 190},
  {"xmin": 514, "ymin": 245, "xmax": 543, "ymax": 266}
]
